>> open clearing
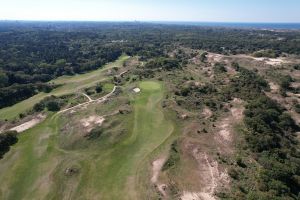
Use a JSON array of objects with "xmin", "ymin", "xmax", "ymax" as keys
[{"xmin": 0, "ymin": 81, "xmax": 175, "ymax": 200}]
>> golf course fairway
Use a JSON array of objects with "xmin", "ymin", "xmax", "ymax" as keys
[
  {"xmin": 0, "ymin": 55, "xmax": 129, "ymax": 120},
  {"xmin": 0, "ymin": 81, "xmax": 175, "ymax": 200}
]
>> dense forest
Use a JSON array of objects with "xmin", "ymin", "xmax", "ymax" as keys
[{"xmin": 1, "ymin": 21, "xmax": 300, "ymax": 108}]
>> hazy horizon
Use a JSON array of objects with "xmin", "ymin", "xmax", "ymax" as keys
[{"xmin": 1, "ymin": 0, "xmax": 300, "ymax": 23}]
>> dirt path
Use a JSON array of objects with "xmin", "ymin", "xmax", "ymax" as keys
[
  {"xmin": 81, "ymin": 93, "xmax": 93, "ymax": 102},
  {"xmin": 9, "ymin": 114, "xmax": 46, "ymax": 133},
  {"xmin": 57, "ymin": 86, "xmax": 117, "ymax": 115}
]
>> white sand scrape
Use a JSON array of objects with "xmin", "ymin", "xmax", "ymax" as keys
[
  {"xmin": 9, "ymin": 114, "xmax": 46, "ymax": 133},
  {"xmin": 80, "ymin": 115, "xmax": 105, "ymax": 132},
  {"xmin": 202, "ymin": 107, "xmax": 213, "ymax": 119},
  {"xmin": 207, "ymin": 53, "xmax": 223, "ymax": 63},
  {"xmin": 151, "ymin": 157, "xmax": 167, "ymax": 197},
  {"xmin": 133, "ymin": 88, "xmax": 141, "ymax": 93},
  {"xmin": 181, "ymin": 191, "xmax": 216, "ymax": 200},
  {"xmin": 181, "ymin": 150, "xmax": 230, "ymax": 200},
  {"xmin": 252, "ymin": 56, "xmax": 289, "ymax": 66},
  {"xmin": 151, "ymin": 158, "xmax": 166, "ymax": 183},
  {"xmin": 269, "ymin": 82, "xmax": 280, "ymax": 93}
]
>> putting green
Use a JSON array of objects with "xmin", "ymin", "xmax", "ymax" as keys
[{"xmin": 0, "ymin": 81, "xmax": 175, "ymax": 200}]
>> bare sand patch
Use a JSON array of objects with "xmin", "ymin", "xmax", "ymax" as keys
[
  {"xmin": 225, "ymin": 66, "xmax": 237, "ymax": 75},
  {"xmin": 202, "ymin": 107, "xmax": 213, "ymax": 119},
  {"xmin": 207, "ymin": 53, "xmax": 224, "ymax": 63},
  {"xmin": 80, "ymin": 115, "xmax": 105, "ymax": 132},
  {"xmin": 269, "ymin": 82, "xmax": 280, "ymax": 93},
  {"xmin": 251, "ymin": 56, "xmax": 289, "ymax": 66},
  {"xmin": 181, "ymin": 191, "xmax": 215, "ymax": 200},
  {"xmin": 265, "ymin": 58, "xmax": 287, "ymax": 66},
  {"xmin": 133, "ymin": 88, "xmax": 141, "ymax": 93},
  {"xmin": 252, "ymin": 57, "xmax": 266, "ymax": 62},
  {"xmin": 215, "ymin": 99, "xmax": 244, "ymax": 154},
  {"xmin": 291, "ymin": 82, "xmax": 300, "ymax": 89},
  {"xmin": 151, "ymin": 158, "xmax": 166, "ymax": 183},
  {"xmin": 151, "ymin": 157, "xmax": 167, "ymax": 197},
  {"xmin": 180, "ymin": 149, "xmax": 230, "ymax": 200},
  {"xmin": 9, "ymin": 114, "xmax": 46, "ymax": 133}
]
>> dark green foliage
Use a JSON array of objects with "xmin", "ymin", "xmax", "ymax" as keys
[
  {"xmin": 86, "ymin": 127, "xmax": 103, "ymax": 140},
  {"xmin": 294, "ymin": 104, "xmax": 300, "ymax": 114},
  {"xmin": 232, "ymin": 62, "xmax": 240, "ymax": 71},
  {"xmin": 46, "ymin": 101, "xmax": 61, "ymax": 111},
  {"xmin": 95, "ymin": 84, "xmax": 103, "ymax": 93},
  {"xmin": 0, "ymin": 83, "xmax": 56, "ymax": 109},
  {"xmin": 236, "ymin": 157, "xmax": 247, "ymax": 168},
  {"xmin": 200, "ymin": 52, "xmax": 208, "ymax": 62},
  {"xmin": 33, "ymin": 95, "xmax": 66, "ymax": 112},
  {"xmin": 226, "ymin": 66, "xmax": 300, "ymax": 199},
  {"xmin": 253, "ymin": 49, "xmax": 279, "ymax": 58},
  {"xmin": 225, "ymin": 67, "xmax": 269, "ymax": 100},
  {"xmin": 145, "ymin": 57, "xmax": 181, "ymax": 71},
  {"xmin": 213, "ymin": 62, "xmax": 227, "ymax": 73},
  {"xmin": 0, "ymin": 131, "xmax": 18, "ymax": 159},
  {"xmin": 163, "ymin": 141, "xmax": 180, "ymax": 171},
  {"xmin": 228, "ymin": 168, "xmax": 239, "ymax": 180},
  {"xmin": 279, "ymin": 75, "xmax": 293, "ymax": 91},
  {"xmin": 1, "ymin": 22, "xmax": 300, "ymax": 108},
  {"xmin": 244, "ymin": 96, "xmax": 298, "ymax": 152},
  {"xmin": 293, "ymin": 65, "xmax": 300, "ymax": 70},
  {"xmin": 0, "ymin": 71, "xmax": 8, "ymax": 87},
  {"xmin": 180, "ymin": 87, "xmax": 191, "ymax": 96}
]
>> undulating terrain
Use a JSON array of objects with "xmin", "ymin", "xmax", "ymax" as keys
[{"xmin": 0, "ymin": 22, "xmax": 300, "ymax": 200}]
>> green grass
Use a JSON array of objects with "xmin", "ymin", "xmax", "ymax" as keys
[
  {"xmin": 0, "ymin": 55, "xmax": 129, "ymax": 120},
  {"xmin": 103, "ymin": 83, "xmax": 115, "ymax": 93},
  {"xmin": 0, "ymin": 81, "xmax": 176, "ymax": 200}
]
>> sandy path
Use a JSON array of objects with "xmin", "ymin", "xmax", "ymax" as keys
[
  {"xmin": 9, "ymin": 114, "xmax": 46, "ymax": 133},
  {"xmin": 81, "ymin": 93, "xmax": 93, "ymax": 102},
  {"xmin": 57, "ymin": 86, "xmax": 116, "ymax": 114}
]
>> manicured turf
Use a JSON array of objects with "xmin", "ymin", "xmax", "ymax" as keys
[
  {"xmin": 0, "ymin": 55, "xmax": 129, "ymax": 120},
  {"xmin": 0, "ymin": 81, "xmax": 175, "ymax": 200}
]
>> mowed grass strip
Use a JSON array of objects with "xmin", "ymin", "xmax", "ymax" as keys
[
  {"xmin": 90, "ymin": 81, "xmax": 173, "ymax": 199},
  {"xmin": 0, "ymin": 55, "xmax": 129, "ymax": 120}
]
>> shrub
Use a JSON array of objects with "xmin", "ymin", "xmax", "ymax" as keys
[
  {"xmin": 86, "ymin": 127, "xmax": 103, "ymax": 140},
  {"xmin": 162, "ymin": 141, "xmax": 180, "ymax": 171},
  {"xmin": 95, "ymin": 84, "xmax": 103, "ymax": 93},
  {"xmin": 0, "ymin": 131, "xmax": 18, "ymax": 159},
  {"xmin": 46, "ymin": 100, "xmax": 61, "ymax": 111}
]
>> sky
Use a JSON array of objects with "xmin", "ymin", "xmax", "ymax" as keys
[{"xmin": 0, "ymin": 0, "xmax": 299, "ymax": 23}]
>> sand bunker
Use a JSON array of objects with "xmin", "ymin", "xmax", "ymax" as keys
[
  {"xmin": 80, "ymin": 115, "xmax": 105, "ymax": 132},
  {"xmin": 133, "ymin": 88, "xmax": 141, "ymax": 93},
  {"xmin": 10, "ymin": 114, "xmax": 46, "ymax": 133}
]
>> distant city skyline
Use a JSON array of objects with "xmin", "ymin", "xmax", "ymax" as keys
[{"xmin": 0, "ymin": 0, "xmax": 299, "ymax": 23}]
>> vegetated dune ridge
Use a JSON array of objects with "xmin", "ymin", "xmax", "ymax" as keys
[{"xmin": 0, "ymin": 81, "xmax": 175, "ymax": 200}]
